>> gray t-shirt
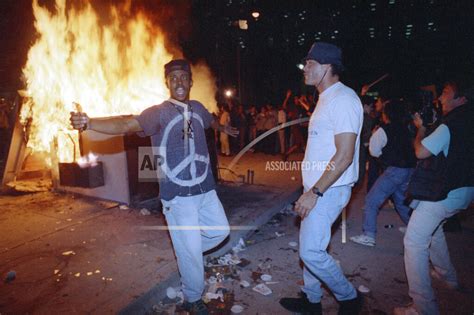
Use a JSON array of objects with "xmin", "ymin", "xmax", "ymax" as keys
[{"xmin": 136, "ymin": 100, "xmax": 215, "ymax": 200}]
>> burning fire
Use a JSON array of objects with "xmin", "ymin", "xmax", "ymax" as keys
[{"xmin": 21, "ymin": 0, "xmax": 217, "ymax": 166}]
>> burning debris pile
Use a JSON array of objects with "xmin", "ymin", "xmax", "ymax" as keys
[{"xmin": 17, "ymin": 0, "xmax": 217, "ymax": 171}]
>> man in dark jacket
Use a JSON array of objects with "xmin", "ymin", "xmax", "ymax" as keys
[{"xmin": 394, "ymin": 81, "xmax": 474, "ymax": 315}]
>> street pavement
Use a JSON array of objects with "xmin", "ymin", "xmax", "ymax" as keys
[{"xmin": 1, "ymin": 152, "xmax": 473, "ymax": 314}]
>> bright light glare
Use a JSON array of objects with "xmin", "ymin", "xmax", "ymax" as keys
[
  {"xmin": 225, "ymin": 90, "xmax": 233, "ymax": 97},
  {"xmin": 251, "ymin": 11, "xmax": 260, "ymax": 19}
]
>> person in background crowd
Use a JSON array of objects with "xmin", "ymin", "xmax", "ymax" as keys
[
  {"xmin": 234, "ymin": 105, "xmax": 247, "ymax": 151},
  {"xmin": 255, "ymin": 106, "xmax": 267, "ymax": 153},
  {"xmin": 277, "ymin": 101, "xmax": 288, "ymax": 155},
  {"xmin": 280, "ymin": 41, "xmax": 363, "ymax": 315},
  {"xmin": 366, "ymin": 94, "xmax": 389, "ymax": 191},
  {"xmin": 247, "ymin": 105, "xmax": 258, "ymax": 152},
  {"xmin": 356, "ymin": 95, "xmax": 376, "ymax": 186},
  {"xmin": 264, "ymin": 103, "xmax": 278, "ymax": 154},
  {"xmin": 219, "ymin": 104, "xmax": 231, "ymax": 156},
  {"xmin": 350, "ymin": 99, "xmax": 416, "ymax": 247},
  {"xmin": 394, "ymin": 81, "xmax": 474, "ymax": 315}
]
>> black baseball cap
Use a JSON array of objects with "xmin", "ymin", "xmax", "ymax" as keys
[
  {"xmin": 304, "ymin": 42, "xmax": 343, "ymax": 68},
  {"xmin": 164, "ymin": 59, "xmax": 192, "ymax": 78}
]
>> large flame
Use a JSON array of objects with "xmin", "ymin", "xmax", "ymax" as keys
[{"xmin": 21, "ymin": 0, "xmax": 217, "ymax": 165}]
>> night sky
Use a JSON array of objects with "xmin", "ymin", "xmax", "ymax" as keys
[{"xmin": 1, "ymin": 0, "xmax": 473, "ymax": 105}]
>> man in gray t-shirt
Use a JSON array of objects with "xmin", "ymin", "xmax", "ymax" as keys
[{"xmin": 71, "ymin": 59, "xmax": 237, "ymax": 315}]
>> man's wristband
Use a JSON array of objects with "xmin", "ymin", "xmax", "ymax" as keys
[{"xmin": 311, "ymin": 186, "xmax": 323, "ymax": 197}]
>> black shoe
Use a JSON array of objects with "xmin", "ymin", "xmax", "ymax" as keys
[
  {"xmin": 279, "ymin": 292, "xmax": 322, "ymax": 315},
  {"xmin": 338, "ymin": 293, "xmax": 363, "ymax": 315},
  {"xmin": 181, "ymin": 299, "xmax": 209, "ymax": 315}
]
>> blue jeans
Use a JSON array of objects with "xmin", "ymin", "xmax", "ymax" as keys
[
  {"xmin": 363, "ymin": 166, "xmax": 413, "ymax": 239},
  {"xmin": 161, "ymin": 190, "xmax": 230, "ymax": 302},
  {"xmin": 300, "ymin": 185, "xmax": 356, "ymax": 303},
  {"xmin": 404, "ymin": 187, "xmax": 474, "ymax": 315}
]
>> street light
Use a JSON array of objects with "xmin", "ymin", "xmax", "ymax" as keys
[
  {"xmin": 224, "ymin": 89, "xmax": 233, "ymax": 98},
  {"xmin": 251, "ymin": 11, "xmax": 260, "ymax": 19}
]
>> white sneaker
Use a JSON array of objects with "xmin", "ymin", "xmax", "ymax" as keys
[
  {"xmin": 350, "ymin": 234, "xmax": 376, "ymax": 247},
  {"xmin": 393, "ymin": 305, "xmax": 420, "ymax": 315}
]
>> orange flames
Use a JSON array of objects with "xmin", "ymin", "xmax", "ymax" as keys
[{"xmin": 21, "ymin": 0, "xmax": 217, "ymax": 165}]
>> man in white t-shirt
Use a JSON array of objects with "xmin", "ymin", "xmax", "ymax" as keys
[{"xmin": 280, "ymin": 42, "xmax": 363, "ymax": 315}]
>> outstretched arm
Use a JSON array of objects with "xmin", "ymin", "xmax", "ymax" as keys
[{"xmin": 70, "ymin": 112, "xmax": 142, "ymax": 135}]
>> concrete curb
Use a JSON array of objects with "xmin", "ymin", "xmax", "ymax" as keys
[{"xmin": 119, "ymin": 187, "xmax": 301, "ymax": 314}]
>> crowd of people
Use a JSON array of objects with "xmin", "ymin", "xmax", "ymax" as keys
[
  {"xmin": 67, "ymin": 41, "xmax": 472, "ymax": 315},
  {"xmin": 214, "ymin": 90, "xmax": 314, "ymax": 159}
]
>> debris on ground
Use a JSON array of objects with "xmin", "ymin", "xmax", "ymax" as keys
[
  {"xmin": 4, "ymin": 271, "xmax": 16, "ymax": 283},
  {"xmin": 260, "ymin": 274, "xmax": 272, "ymax": 282},
  {"xmin": 252, "ymin": 283, "xmax": 272, "ymax": 296},
  {"xmin": 275, "ymin": 231, "xmax": 285, "ymax": 237},
  {"xmin": 166, "ymin": 287, "xmax": 177, "ymax": 299},
  {"xmin": 231, "ymin": 304, "xmax": 244, "ymax": 313},
  {"xmin": 119, "ymin": 205, "xmax": 129, "ymax": 210},
  {"xmin": 140, "ymin": 208, "xmax": 151, "ymax": 216},
  {"xmin": 232, "ymin": 238, "xmax": 246, "ymax": 254},
  {"xmin": 62, "ymin": 250, "xmax": 76, "ymax": 256},
  {"xmin": 358, "ymin": 284, "xmax": 371, "ymax": 293},
  {"xmin": 239, "ymin": 280, "xmax": 250, "ymax": 288},
  {"xmin": 288, "ymin": 241, "xmax": 298, "ymax": 247}
]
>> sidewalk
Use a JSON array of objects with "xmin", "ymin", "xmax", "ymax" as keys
[{"xmin": 0, "ymin": 152, "xmax": 302, "ymax": 314}]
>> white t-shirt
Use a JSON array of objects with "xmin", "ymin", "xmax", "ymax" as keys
[
  {"xmin": 369, "ymin": 127, "xmax": 388, "ymax": 157},
  {"xmin": 302, "ymin": 82, "xmax": 363, "ymax": 191}
]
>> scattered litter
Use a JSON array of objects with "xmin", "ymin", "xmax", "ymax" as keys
[
  {"xmin": 74, "ymin": 273, "xmax": 81, "ymax": 277},
  {"xmin": 232, "ymin": 238, "xmax": 246, "ymax": 254},
  {"xmin": 217, "ymin": 253, "xmax": 241, "ymax": 266},
  {"xmin": 4, "ymin": 271, "xmax": 16, "ymax": 283},
  {"xmin": 95, "ymin": 270, "xmax": 100, "ymax": 274},
  {"xmin": 239, "ymin": 280, "xmax": 250, "ymax": 288},
  {"xmin": 205, "ymin": 292, "xmax": 224, "ymax": 302},
  {"xmin": 54, "ymin": 269, "xmax": 60, "ymax": 275},
  {"xmin": 258, "ymin": 258, "xmax": 272, "ymax": 271},
  {"xmin": 358, "ymin": 284, "xmax": 370, "ymax": 293},
  {"xmin": 252, "ymin": 283, "xmax": 272, "ymax": 296},
  {"xmin": 62, "ymin": 250, "xmax": 76, "ymax": 256},
  {"xmin": 166, "ymin": 287, "xmax": 177, "ymax": 299},
  {"xmin": 207, "ymin": 276, "xmax": 218, "ymax": 284},
  {"xmin": 265, "ymin": 281, "xmax": 279, "ymax": 285},
  {"xmin": 119, "ymin": 205, "xmax": 129, "ymax": 210},
  {"xmin": 288, "ymin": 241, "xmax": 298, "ymax": 247},
  {"xmin": 237, "ymin": 258, "xmax": 251, "ymax": 268},
  {"xmin": 140, "ymin": 208, "xmax": 151, "ymax": 216},
  {"xmin": 275, "ymin": 231, "xmax": 285, "ymax": 237},
  {"xmin": 231, "ymin": 305, "xmax": 244, "ymax": 313},
  {"xmin": 86, "ymin": 272, "xmax": 93, "ymax": 276},
  {"xmin": 260, "ymin": 274, "xmax": 272, "ymax": 282}
]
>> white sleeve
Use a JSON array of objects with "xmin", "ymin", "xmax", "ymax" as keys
[
  {"xmin": 369, "ymin": 127, "xmax": 387, "ymax": 157},
  {"xmin": 330, "ymin": 96, "xmax": 362, "ymax": 135},
  {"xmin": 421, "ymin": 124, "xmax": 450, "ymax": 156}
]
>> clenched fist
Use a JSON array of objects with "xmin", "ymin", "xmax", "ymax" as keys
[{"xmin": 70, "ymin": 111, "xmax": 90, "ymax": 131}]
